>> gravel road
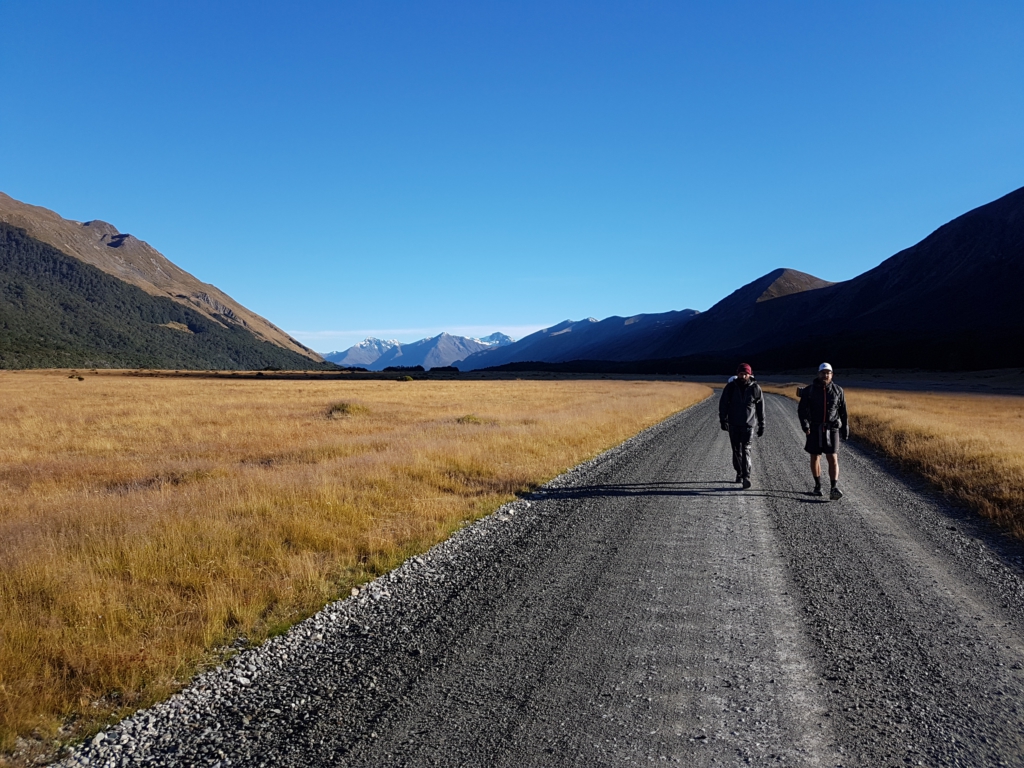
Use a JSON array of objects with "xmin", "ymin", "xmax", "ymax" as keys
[{"xmin": 58, "ymin": 394, "xmax": 1024, "ymax": 767}]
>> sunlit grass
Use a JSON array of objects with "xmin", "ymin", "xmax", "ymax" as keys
[{"xmin": 0, "ymin": 371, "xmax": 709, "ymax": 757}]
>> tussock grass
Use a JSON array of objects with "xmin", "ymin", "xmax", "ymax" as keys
[
  {"xmin": 326, "ymin": 401, "xmax": 369, "ymax": 418},
  {"xmin": 763, "ymin": 383, "xmax": 1024, "ymax": 537},
  {"xmin": 0, "ymin": 372, "xmax": 708, "ymax": 758}
]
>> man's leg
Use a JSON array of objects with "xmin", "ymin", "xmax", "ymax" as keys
[
  {"xmin": 740, "ymin": 440, "xmax": 752, "ymax": 488},
  {"xmin": 827, "ymin": 453, "xmax": 842, "ymax": 499},
  {"xmin": 730, "ymin": 433, "xmax": 743, "ymax": 481},
  {"xmin": 734, "ymin": 429, "xmax": 752, "ymax": 488},
  {"xmin": 730, "ymin": 429, "xmax": 752, "ymax": 487},
  {"xmin": 810, "ymin": 454, "xmax": 823, "ymax": 496}
]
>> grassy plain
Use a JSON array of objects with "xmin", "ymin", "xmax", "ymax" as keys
[
  {"xmin": 0, "ymin": 371, "xmax": 709, "ymax": 756},
  {"xmin": 763, "ymin": 383, "xmax": 1024, "ymax": 537}
]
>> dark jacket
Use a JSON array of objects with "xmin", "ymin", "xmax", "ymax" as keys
[
  {"xmin": 719, "ymin": 377, "xmax": 765, "ymax": 431},
  {"xmin": 797, "ymin": 379, "xmax": 849, "ymax": 439}
]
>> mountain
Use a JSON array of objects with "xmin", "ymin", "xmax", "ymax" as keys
[
  {"xmin": 628, "ymin": 268, "xmax": 835, "ymax": 360},
  {"xmin": 454, "ymin": 310, "xmax": 700, "ymax": 371},
  {"xmin": 479, "ymin": 185, "xmax": 1024, "ymax": 373},
  {"xmin": 641, "ymin": 186, "xmax": 1024, "ymax": 370},
  {"xmin": 326, "ymin": 332, "xmax": 515, "ymax": 370},
  {"xmin": 477, "ymin": 332, "xmax": 515, "ymax": 346},
  {"xmin": 0, "ymin": 223, "xmax": 336, "ymax": 370},
  {"xmin": 323, "ymin": 338, "xmax": 400, "ymax": 367},
  {"xmin": 0, "ymin": 192, "xmax": 320, "ymax": 362}
]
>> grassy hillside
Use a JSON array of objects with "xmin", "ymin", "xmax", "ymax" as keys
[{"xmin": 0, "ymin": 223, "xmax": 333, "ymax": 370}]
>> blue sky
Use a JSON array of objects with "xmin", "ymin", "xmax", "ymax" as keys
[{"xmin": 3, "ymin": 2, "xmax": 1022, "ymax": 353}]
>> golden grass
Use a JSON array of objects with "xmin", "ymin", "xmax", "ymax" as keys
[
  {"xmin": 763, "ymin": 383, "xmax": 1024, "ymax": 537},
  {"xmin": 0, "ymin": 371, "xmax": 709, "ymax": 757}
]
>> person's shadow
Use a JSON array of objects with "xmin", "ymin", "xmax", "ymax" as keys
[{"xmin": 534, "ymin": 482, "xmax": 824, "ymax": 504}]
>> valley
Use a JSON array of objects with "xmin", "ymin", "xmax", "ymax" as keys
[{"xmin": 0, "ymin": 371, "xmax": 707, "ymax": 761}]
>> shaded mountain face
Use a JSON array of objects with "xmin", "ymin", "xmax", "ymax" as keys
[
  {"xmin": 484, "ymin": 185, "xmax": 1024, "ymax": 374},
  {"xmin": 0, "ymin": 224, "xmax": 335, "ymax": 370},
  {"xmin": 632, "ymin": 268, "xmax": 836, "ymax": 360},
  {"xmin": 327, "ymin": 332, "xmax": 515, "ymax": 370},
  {"xmin": 0, "ymin": 192, "xmax": 320, "ymax": 362},
  {"xmin": 455, "ymin": 310, "xmax": 700, "ymax": 370},
  {"xmin": 650, "ymin": 186, "xmax": 1024, "ymax": 371}
]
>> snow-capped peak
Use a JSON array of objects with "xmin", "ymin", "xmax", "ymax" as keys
[
  {"xmin": 356, "ymin": 337, "xmax": 400, "ymax": 350},
  {"xmin": 473, "ymin": 332, "xmax": 515, "ymax": 346}
]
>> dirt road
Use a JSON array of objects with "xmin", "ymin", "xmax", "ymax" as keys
[{"xmin": 61, "ymin": 394, "xmax": 1024, "ymax": 767}]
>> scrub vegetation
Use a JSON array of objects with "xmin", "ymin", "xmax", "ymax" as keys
[
  {"xmin": 0, "ymin": 371, "xmax": 709, "ymax": 757},
  {"xmin": 764, "ymin": 384, "xmax": 1024, "ymax": 538}
]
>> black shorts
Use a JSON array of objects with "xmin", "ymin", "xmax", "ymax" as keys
[{"xmin": 805, "ymin": 427, "xmax": 839, "ymax": 455}]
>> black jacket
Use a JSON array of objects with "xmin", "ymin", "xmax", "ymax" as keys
[
  {"xmin": 797, "ymin": 379, "xmax": 849, "ymax": 439},
  {"xmin": 719, "ymin": 378, "xmax": 765, "ymax": 430}
]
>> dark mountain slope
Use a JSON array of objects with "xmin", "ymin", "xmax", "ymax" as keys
[
  {"xmin": 819, "ymin": 185, "xmax": 1024, "ymax": 331},
  {"xmin": 715, "ymin": 185, "xmax": 1024, "ymax": 370},
  {"xmin": 476, "ymin": 185, "xmax": 1024, "ymax": 374},
  {"xmin": 457, "ymin": 320, "xmax": 588, "ymax": 370},
  {"xmin": 0, "ymin": 223, "xmax": 335, "ymax": 370},
  {"xmin": 456, "ymin": 319, "xmax": 598, "ymax": 370},
  {"xmin": 456, "ymin": 310, "xmax": 700, "ymax": 370},
  {"xmin": 629, "ymin": 269, "xmax": 834, "ymax": 361}
]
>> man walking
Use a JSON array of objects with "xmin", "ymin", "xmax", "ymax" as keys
[
  {"xmin": 797, "ymin": 362, "xmax": 849, "ymax": 500},
  {"xmin": 719, "ymin": 363, "xmax": 765, "ymax": 489}
]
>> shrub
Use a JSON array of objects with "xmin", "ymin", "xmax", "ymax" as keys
[{"xmin": 326, "ymin": 402, "xmax": 369, "ymax": 418}]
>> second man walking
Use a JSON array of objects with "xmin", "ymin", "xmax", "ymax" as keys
[{"xmin": 719, "ymin": 363, "xmax": 765, "ymax": 489}]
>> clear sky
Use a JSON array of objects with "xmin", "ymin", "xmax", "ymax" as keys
[{"xmin": 3, "ymin": 1, "xmax": 1023, "ymax": 353}]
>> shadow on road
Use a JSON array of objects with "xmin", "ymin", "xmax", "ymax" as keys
[{"xmin": 534, "ymin": 482, "xmax": 824, "ymax": 504}]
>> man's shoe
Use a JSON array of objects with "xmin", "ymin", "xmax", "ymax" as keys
[
  {"xmin": 830, "ymin": 486, "xmax": 844, "ymax": 501},
  {"xmin": 742, "ymin": 479, "xmax": 752, "ymax": 490},
  {"xmin": 812, "ymin": 486, "xmax": 823, "ymax": 497},
  {"xmin": 736, "ymin": 472, "xmax": 743, "ymax": 483}
]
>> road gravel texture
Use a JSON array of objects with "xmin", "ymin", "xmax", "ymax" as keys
[{"xmin": 57, "ymin": 394, "xmax": 1024, "ymax": 767}]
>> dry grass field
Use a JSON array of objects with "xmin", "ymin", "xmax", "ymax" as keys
[
  {"xmin": 763, "ymin": 383, "xmax": 1024, "ymax": 538},
  {"xmin": 0, "ymin": 371, "xmax": 709, "ymax": 757}
]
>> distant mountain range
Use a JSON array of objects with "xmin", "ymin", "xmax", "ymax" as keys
[
  {"xmin": 457, "ymin": 185, "xmax": 1024, "ymax": 373},
  {"xmin": 3, "ymin": 184, "xmax": 1021, "ymax": 372},
  {"xmin": 325, "ymin": 333, "xmax": 513, "ymax": 370},
  {"xmin": 453, "ymin": 312, "xmax": 700, "ymax": 370},
  {"xmin": 0, "ymin": 193, "xmax": 329, "ymax": 370}
]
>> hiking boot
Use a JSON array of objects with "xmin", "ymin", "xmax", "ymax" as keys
[
  {"xmin": 742, "ymin": 478, "xmax": 752, "ymax": 490},
  {"xmin": 812, "ymin": 486, "xmax": 823, "ymax": 497},
  {"xmin": 830, "ymin": 486, "xmax": 844, "ymax": 501}
]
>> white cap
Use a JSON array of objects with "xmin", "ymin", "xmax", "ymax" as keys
[{"xmin": 819, "ymin": 362, "xmax": 833, "ymax": 372}]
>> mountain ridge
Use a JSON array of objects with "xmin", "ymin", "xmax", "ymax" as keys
[
  {"xmin": 461, "ymin": 185, "xmax": 1024, "ymax": 373},
  {"xmin": 325, "ymin": 332, "xmax": 515, "ymax": 370},
  {"xmin": 0, "ymin": 192, "xmax": 320, "ymax": 362},
  {"xmin": 455, "ymin": 310, "xmax": 702, "ymax": 370},
  {"xmin": 0, "ymin": 223, "xmax": 335, "ymax": 370}
]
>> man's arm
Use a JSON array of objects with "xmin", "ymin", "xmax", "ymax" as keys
[
  {"xmin": 797, "ymin": 388, "xmax": 811, "ymax": 433},
  {"xmin": 755, "ymin": 386, "xmax": 765, "ymax": 435},
  {"xmin": 839, "ymin": 388, "xmax": 850, "ymax": 440},
  {"xmin": 718, "ymin": 384, "xmax": 730, "ymax": 429}
]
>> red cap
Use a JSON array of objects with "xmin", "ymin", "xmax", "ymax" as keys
[{"xmin": 736, "ymin": 363, "xmax": 752, "ymax": 375}]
